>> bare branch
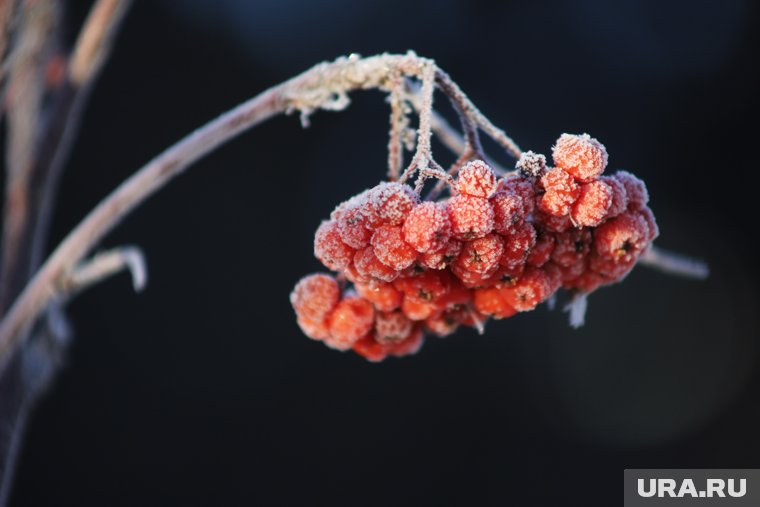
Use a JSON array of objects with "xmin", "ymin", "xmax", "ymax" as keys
[
  {"xmin": 638, "ymin": 245, "xmax": 709, "ymax": 280},
  {"xmin": 64, "ymin": 245, "xmax": 147, "ymax": 296}
]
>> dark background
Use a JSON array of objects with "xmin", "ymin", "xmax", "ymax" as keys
[{"xmin": 8, "ymin": 0, "xmax": 760, "ymax": 505}]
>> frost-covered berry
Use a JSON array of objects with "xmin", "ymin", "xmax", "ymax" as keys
[
  {"xmin": 539, "ymin": 168, "xmax": 580, "ymax": 216},
  {"xmin": 336, "ymin": 206, "xmax": 372, "ymax": 249},
  {"xmin": 515, "ymin": 150, "xmax": 547, "ymax": 179},
  {"xmin": 534, "ymin": 211, "xmax": 573, "ymax": 233},
  {"xmin": 551, "ymin": 229, "xmax": 592, "ymax": 267},
  {"xmin": 457, "ymin": 160, "xmax": 498, "ymax": 198},
  {"xmin": 594, "ymin": 212, "xmax": 650, "ymax": 263},
  {"xmin": 498, "ymin": 176, "xmax": 536, "ymax": 215},
  {"xmin": 388, "ymin": 326, "xmax": 424, "ymax": 357},
  {"xmin": 419, "ymin": 239, "xmax": 463, "ymax": 270},
  {"xmin": 454, "ymin": 234, "xmax": 504, "ymax": 274},
  {"xmin": 290, "ymin": 273, "xmax": 340, "ymax": 321},
  {"xmin": 614, "ymin": 171, "xmax": 649, "ymax": 210},
  {"xmin": 637, "ymin": 207, "xmax": 659, "ymax": 241},
  {"xmin": 402, "ymin": 202, "xmax": 451, "ymax": 253},
  {"xmin": 526, "ymin": 232, "xmax": 555, "ymax": 267},
  {"xmin": 374, "ymin": 311, "xmax": 414, "ymax": 344},
  {"xmin": 354, "ymin": 246, "xmax": 399, "ymax": 282},
  {"xmin": 296, "ymin": 315, "xmax": 330, "ymax": 340},
  {"xmin": 355, "ymin": 280, "xmax": 402, "ymax": 312},
  {"xmin": 393, "ymin": 270, "xmax": 450, "ymax": 303},
  {"xmin": 401, "ymin": 297, "xmax": 437, "ymax": 321},
  {"xmin": 352, "ymin": 334, "xmax": 389, "ymax": 362},
  {"xmin": 600, "ymin": 175, "xmax": 628, "ymax": 218},
  {"xmin": 553, "ymin": 259, "xmax": 587, "ymax": 284},
  {"xmin": 500, "ymin": 267, "xmax": 553, "ymax": 312},
  {"xmin": 371, "ymin": 224, "xmax": 418, "ymax": 270},
  {"xmin": 314, "ymin": 220, "xmax": 355, "ymax": 271},
  {"xmin": 571, "ymin": 180, "xmax": 613, "ymax": 227},
  {"xmin": 447, "ymin": 195, "xmax": 494, "ymax": 240},
  {"xmin": 367, "ymin": 181, "xmax": 419, "ymax": 226},
  {"xmin": 491, "ymin": 190, "xmax": 525, "ymax": 235},
  {"xmin": 327, "ymin": 296, "xmax": 375, "ymax": 347},
  {"xmin": 552, "ymin": 133, "xmax": 608, "ymax": 183},
  {"xmin": 499, "ymin": 221, "xmax": 537, "ymax": 269},
  {"xmin": 473, "ymin": 287, "xmax": 517, "ymax": 319}
]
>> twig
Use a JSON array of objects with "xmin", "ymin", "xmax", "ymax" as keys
[
  {"xmin": 638, "ymin": 245, "xmax": 709, "ymax": 279},
  {"xmin": 0, "ymin": 0, "xmax": 21, "ymax": 104},
  {"xmin": 386, "ymin": 69, "xmax": 405, "ymax": 180},
  {"xmin": 64, "ymin": 246, "xmax": 147, "ymax": 296},
  {"xmin": 0, "ymin": 52, "xmax": 523, "ymax": 373}
]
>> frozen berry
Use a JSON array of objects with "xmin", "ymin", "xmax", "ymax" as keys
[
  {"xmin": 367, "ymin": 182, "xmax": 419, "ymax": 226},
  {"xmin": 388, "ymin": 326, "xmax": 424, "ymax": 357},
  {"xmin": 551, "ymin": 229, "xmax": 592, "ymax": 267},
  {"xmin": 447, "ymin": 195, "xmax": 494, "ymax": 240},
  {"xmin": 457, "ymin": 160, "xmax": 498, "ymax": 198},
  {"xmin": 474, "ymin": 287, "xmax": 517, "ymax": 319},
  {"xmin": 419, "ymin": 239, "xmax": 463, "ymax": 270},
  {"xmin": 571, "ymin": 180, "xmax": 612, "ymax": 227},
  {"xmin": 454, "ymin": 234, "xmax": 504, "ymax": 274},
  {"xmin": 402, "ymin": 202, "xmax": 451, "ymax": 253},
  {"xmin": 336, "ymin": 206, "xmax": 372, "ymax": 249},
  {"xmin": 498, "ymin": 176, "xmax": 536, "ymax": 215},
  {"xmin": 515, "ymin": 151, "xmax": 547, "ymax": 179},
  {"xmin": 499, "ymin": 221, "xmax": 537, "ymax": 269},
  {"xmin": 594, "ymin": 212, "xmax": 650, "ymax": 263},
  {"xmin": 290, "ymin": 273, "xmax": 340, "ymax": 321},
  {"xmin": 527, "ymin": 232, "xmax": 555, "ymax": 267},
  {"xmin": 637, "ymin": 206, "xmax": 659, "ymax": 241},
  {"xmin": 539, "ymin": 167, "xmax": 580, "ymax": 217},
  {"xmin": 614, "ymin": 171, "xmax": 649, "ymax": 210},
  {"xmin": 491, "ymin": 190, "xmax": 525, "ymax": 235},
  {"xmin": 401, "ymin": 297, "xmax": 438, "ymax": 321},
  {"xmin": 296, "ymin": 315, "xmax": 330, "ymax": 340},
  {"xmin": 371, "ymin": 224, "xmax": 418, "ymax": 270},
  {"xmin": 552, "ymin": 133, "xmax": 608, "ymax": 183},
  {"xmin": 355, "ymin": 280, "xmax": 402, "ymax": 312},
  {"xmin": 328, "ymin": 296, "xmax": 375, "ymax": 347},
  {"xmin": 393, "ymin": 270, "xmax": 450, "ymax": 303},
  {"xmin": 374, "ymin": 311, "xmax": 414, "ymax": 344},
  {"xmin": 354, "ymin": 246, "xmax": 399, "ymax": 282},
  {"xmin": 500, "ymin": 267, "xmax": 553, "ymax": 312},
  {"xmin": 600, "ymin": 175, "xmax": 628, "ymax": 218},
  {"xmin": 314, "ymin": 220, "xmax": 355, "ymax": 271},
  {"xmin": 352, "ymin": 335, "xmax": 390, "ymax": 362}
]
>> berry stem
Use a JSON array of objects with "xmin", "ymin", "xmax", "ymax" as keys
[{"xmin": 638, "ymin": 245, "xmax": 709, "ymax": 279}]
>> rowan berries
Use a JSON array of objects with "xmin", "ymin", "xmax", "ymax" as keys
[
  {"xmin": 314, "ymin": 220, "xmax": 354, "ymax": 271},
  {"xmin": 552, "ymin": 133, "xmax": 608, "ymax": 183},
  {"xmin": 491, "ymin": 190, "xmax": 525, "ymax": 235},
  {"xmin": 403, "ymin": 202, "xmax": 451, "ymax": 253},
  {"xmin": 447, "ymin": 195, "xmax": 494, "ymax": 240},
  {"xmin": 371, "ymin": 224, "xmax": 418, "ymax": 270},
  {"xmin": 296, "ymin": 132, "xmax": 661, "ymax": 360},
  {"xmin": 327, "ymin": 296, "xmax": 375, "ymax": 348},
  {"xmin": 571, "ymin": 180, "xmax": 612, "ymax": 227},
  {"xmin": 457, "ymin": 160, "xmax": 498, "ymax": 198},
  {"xmin": 614, "ymin": 171, "xmax": 649, "ymax": 210},
  {"xmin": 539, "ymin": 168, "xmax": 580, "ymax": 216}
]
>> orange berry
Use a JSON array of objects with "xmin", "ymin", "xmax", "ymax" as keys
[{"xmin": 552, "ymin": 133, "xmax": 608, "ymax": 183}]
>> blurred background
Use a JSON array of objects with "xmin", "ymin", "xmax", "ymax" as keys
[{"xmin": 8, "ymin": 0, "xmax": 760, "ymax": 505}]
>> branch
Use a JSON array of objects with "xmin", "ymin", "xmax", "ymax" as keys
[
  {"xmin": 0, "ymin": 52, "xmax": 523, "ymax": 372},
  {"xmin": 64, "ymin": 245, "xmax": 147, "ymax": 296},
  {"xmin": 638, "ymin": 245, "xmax": 709, "ymax": 279}
]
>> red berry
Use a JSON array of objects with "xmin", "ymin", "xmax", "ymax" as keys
[
  {"xmin": 425, "ymin": 309, "xmax": 465, "ymax": 337},
  {"xmin": 553, "ymin": 260, "xmax": 587, "ymax": 283},
  {"xmin": 491, "ymin": 190, "xmax": 525, "ymax": 235},
  {"xmin": 352, "ymin": 334, "xmax": 390, "ymax": 362},
  {"xmin": 393, "ymin": 270, "xmax": 451, "ymax": 303},
  {"xmin": 526, "ymin": 231, "xmax": 555, "ymax": 267},
  {"xmin": 498, "ymin": 176, "xmax": 536, "ymax": 215},
  {"xmin": 454, "ymin": 234, "xmax": 504, "ymax": 274},
  {"xmin": 447, "ymin": 195, "xmax": 494, "ymax": 240},
  {"xmin": 552, "ymin": 133, "xmax": 608, "ymax": 183},
  {"xmin": 614, "ymin": 171, "xmax": 649, "ymax": 210},
  {"xmin": 336, "ymin": 206, "xmax": 372, "ymax": 249},
  {"xmin": 457, "ymin": 160, "xmax": 498, "ymax": 198},
  {"xmin": 499, "ymin": 267, "xmax": 553, "ymax": 312},
  {"xmin": 636, "ymin": 207, "xmax": 659, "ymax": 241},
  {"xmin": 499, "ymin": 221, "xmax": 537, "ymax": 269},
  {"xmin": 401, "ymin": 297, "xmax": 438, "ymax": 321},
  {"xmin": 473, "ymin": 287, "xmax": 517, "ymax": 319},
  {"xmin": 327, "ymin": 296, "xmax": 375, "ymax": 348},
  {"xmin": 551, "ymin": 229, "xmax": 592, "ymax": 267},
  {"xmin": 567, "ymin": 270, "xmax": 606, "ymax": 293},
  {"xmin": 419, "ymin": 239, "xmax": 463, "ymax": 270},
  {"xmin": 571, "ymin": 180, "xmax": 613, "ymax": 227},
  {"xmin": 594, "ymin": 212, "xmax": 650, "ymax": 263},
  {"xmin": 451, "ymin": 262, "xmax": 497, "ymax": 288},
  {"xmin": 290, "ymin": 273, "xmax": 340, "ymax": 321},
  {"xmin": 314, "ymin": 220, "xmax": 355, "ymax": 271},
  {"xmin": 367, "ymin": 182, "xmax": 419, "ymax": 226},
  {"xmin": 533, "ymin": 210, "xmax": 573, "ymax": 233},
  {"xmin": 370, "ymin": 224, "xmax": 418, "ymax": 270},
  {"xmin": 402, "ymin": 202, "xmax": 451, "ymax": 253},
  {"xmin": 539, "ymin": 168, "xmax": 580, "ymax": 216},
  {"xmin": 355, "ymin": 280, "xmax": 402, "ymax": 312},
  {"xmin": 296, "ymin": 315, "xmax": 330, "ymax": 340},
  {"xmin": 374, "ymin": 311, "xmax": 414, "ymax": 344},
  {"xmin": 588, "ymin": 253, "xmax": 636, "ymax": 281},
  {"xmin": 354, "ymin": 246, "xmax": 399, "ymax": 282},
  {"xmin": 388, "ymin": 326, "xmax": 424, "ymax": 357},
  {"xmin": 600, "ymin": 175, "xmax": 628, "ymax": 218}
]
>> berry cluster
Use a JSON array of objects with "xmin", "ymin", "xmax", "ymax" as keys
[{"xmin": 291, "ymin": 133, "xmax": 658, "ymax": 361}]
